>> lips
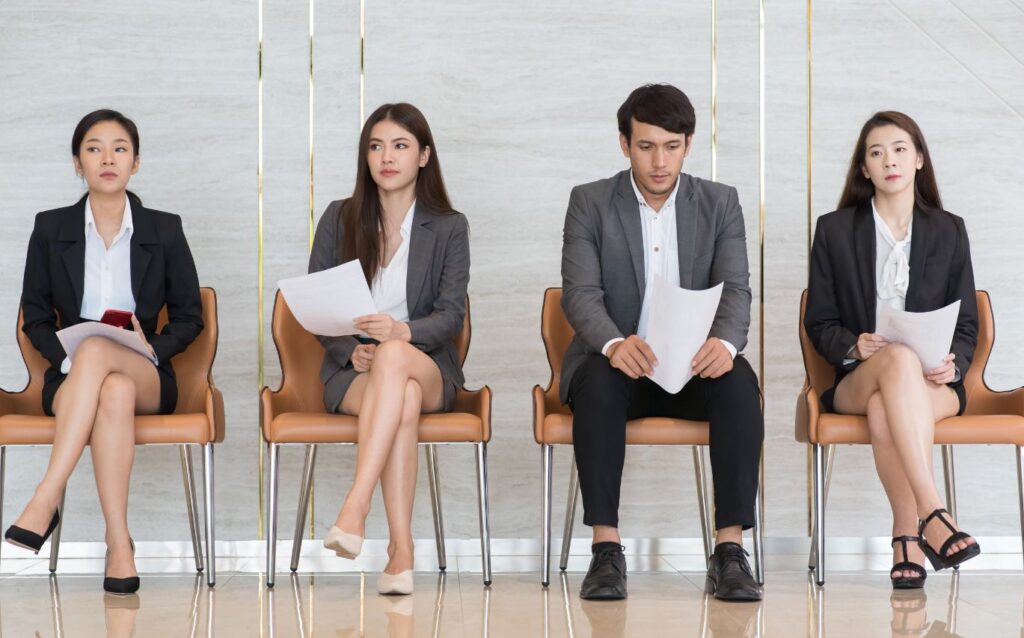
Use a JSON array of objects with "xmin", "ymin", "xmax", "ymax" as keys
[
  {"xmin": 885, "ymin": 174, "xmax": 901, "ymax": 181},
  {"xmin": 379, "ymin": 169, "xmax": 398, "ymax": 177},
  {"xmin": 100, "ymin": 171, "xmax": 118, "ymax": 179}
]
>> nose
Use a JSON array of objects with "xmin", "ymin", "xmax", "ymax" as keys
[
  {"xmin": 381, "ymin": 147, "xmax": 394, "ymax": 164},
  {"xmin": 652, "ymin": 147, "xmax": 667, "ymax": 168},
  {"xmin": 102, "ymin": 149, "xmax": 115, "ymax": 165}
]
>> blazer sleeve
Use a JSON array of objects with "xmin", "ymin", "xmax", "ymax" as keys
[
  {"xmin": 707, "ymin": 186, "xmax": 752, "ymax": 350},
  {"xmin": 805, "ymin": 218, "xmax": 859, "ymax": 367},
  {"xmin": 561, "ymin": 186, "xmax": 624, "ymax": 352},
  {"xmin": 308, "ymin": 201, "xmax": 358, "ymax": 367},
  {"xmin": 20, "ymin": 217, "xmax": 66, "ymax": 368},
  {"xmin": 149, "ymin": 215, "xmax": 204, "ymax": 363},
  {"xmin": 947, "ymin": 216, "xmax": 977, "ymax": 383},
  {"xmin": 407, "ymin": 213, "xmax": 470, "ymax": 349}
]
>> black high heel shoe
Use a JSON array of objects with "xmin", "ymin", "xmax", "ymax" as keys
[
  {"xmin": 104, "ymin": 539, "xmax": 140, "ymax": 595},
  {"xmin": 918, "ymin": 508, "xmax": 980, "ymax": 570},
  {"xmin": 4, "ymin": 510, "xmax": 60, "ymax": 554},
  {"xmin": 890, "ymin": 535, "xmax": 926, "ymax": 589}
]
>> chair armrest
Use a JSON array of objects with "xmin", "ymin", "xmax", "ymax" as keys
[
  {"xmin": 532, "ymin": 385, "xmax": 546, "ymax": 444},
  {"xmin": 452, "ymin": 385, "xmax": 492, "ymax": 443},
  {"xmin": 795, "ymin": 382, "xmax": 820, "ymax": 444},
  {"xmin": 260, "ymin": 386, "xmax": 277, "ymax": 442},
  {"xmin": 0, "ymin": 390, "xmax": 14, "ymax": 417},
  {"xmin": 206, "ymin": 384, "xmax": 226, "ymax": 443}
]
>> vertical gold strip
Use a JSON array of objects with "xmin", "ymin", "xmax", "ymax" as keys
[
  {"xmin": 710, "ymin": 0, "xmax": 718, "ymax": 182},
  {"xmin": 758, "ymin": 0, "xmax": 767, "ymax": 533},
  {"xmin": 307, "ymin": 0, "xmax": 317, "ymax": 541},
  {"xmin": 257, "ymin": 0, "xmax": 266, "ymax": 540},
  {"xmin": 359, "ymin": 0, "xmax": 366, "ymax": 124},
  {"xmin": 806, "ymin": 0, "xmax": 814, "ymax": 536}
]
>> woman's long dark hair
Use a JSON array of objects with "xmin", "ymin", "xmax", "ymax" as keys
[
  {"xmin": 837, "ymin": 111, "xmax": 942, "ymax": 213},
  {"xmin": 71, "ymin": 109, "xmax": 143, "ymax": 206},
  {"xmin": 342, "ymin": 103, "xmax": 454, "ymax": 284}
]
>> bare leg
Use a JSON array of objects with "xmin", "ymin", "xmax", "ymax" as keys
[
  {"xmin": 591, "ymin": 526, "xmax": 620, "ymax": 545},
  {"xmin": 11, "ymin": 338, "xmax": 159, "ymax": 536},
  {"xmin": 334, "ymin": 341, "xmax": 443, "ymax": 537},
  {"xmin": 379, "ymin": 379, "xmax": 421, "ymax": 575},
  {"xmin": 715, "ymin": 526, "xmax": 743, "ymax": 546},
  {"xmin": 834, "ymin": 344, "xmax": 975, "ymax": 558}
]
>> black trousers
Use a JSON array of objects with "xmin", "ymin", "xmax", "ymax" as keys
[{"xmin": 568, "ymin": 353, "xmax": 763, "ymax": 530}]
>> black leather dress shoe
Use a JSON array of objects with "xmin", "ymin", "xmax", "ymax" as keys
[
  {"xmin": 579, "ymin": 545, "xmax": 627, "ymax": 600},
  {"xmin": 706, "ymin": 542, "xmax": 762, "ymax": 602}
]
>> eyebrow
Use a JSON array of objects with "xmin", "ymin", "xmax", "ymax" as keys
[
  {"xmin": 368, "ymin": 137, "xmax": 412, "ymax": 143},
  {"xmin": 868, "ymin": 140, "xmax": 909, "ymax": 149},
  {"xmin": 84, "ymin": 137, "xmax": 131, "ymax": 144}
]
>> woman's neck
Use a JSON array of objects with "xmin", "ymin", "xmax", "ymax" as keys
[
  {"xmin": 873, "ymin": 187, "xmax": 915, "ymax": 235},
  {"xmin": 89, "ymin": 190, "xmax": 127, "ymax": 222},
  {"xmin": 378, "ymin": 186, "xmax": 416, "ymax": 226}
]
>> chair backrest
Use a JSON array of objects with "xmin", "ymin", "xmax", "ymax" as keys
[
  {"xmin": 798, "ymin": 289, "xmax": 994, "ymax": 405},
  {"xmin": 538, "ymin": 288, "xmax": 574, "ymax": 413},
  {"xmin": 13, "ymin": 288, "xmax": 218, "ymax": 416},
  {"xmin": 270, "ymin": 290, "xmax": 472, "ymax": 413}
]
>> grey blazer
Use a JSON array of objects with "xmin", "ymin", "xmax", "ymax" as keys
[
  {"xmin": 559, "ymin": 170, "xmax": 752, "ymax": 404},
  {"xmin": 309, "ymin": 199, "xmax": 470, "ymax": 413}
]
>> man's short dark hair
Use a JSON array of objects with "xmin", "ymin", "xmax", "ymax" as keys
[{"xmin": 617, "ymin": 84, "xmax": 696, "ymax": 143}]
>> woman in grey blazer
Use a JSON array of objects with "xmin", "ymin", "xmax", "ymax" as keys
[{"xmin": 308, "ymin": 103, "xmax": 469, "ymax": 595}]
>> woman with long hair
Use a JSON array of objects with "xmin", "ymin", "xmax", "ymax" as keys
[
  {"xmin": 4, "ymin": 109, "xmax": 204, "ymax": 594},
  {"xmin": 308, "ymin": 103, "xmax": 469, "ymax": 595},
  {"xmin": 805, "ymin": 111, "xmax": 979, "ymax": 589}
]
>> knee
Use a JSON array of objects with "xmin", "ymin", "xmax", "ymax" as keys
[
  {"xmin": 72, "ymin": 337, "xmax": 113, "ymax": 371},
  {"xmin": 371, "ymin": 340, "xmax": 416, "ymax": 375},
  {"xmin": 877, "ymin": 344, "xmax": 922, "ymax": 379},
  {"xmin": 97, "ymin": 374, "xmax": 136, "ymax": 417}
]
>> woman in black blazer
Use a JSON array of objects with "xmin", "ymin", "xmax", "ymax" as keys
[
  {"xmin": 308, "ymin": 103, "xmax": 469, "ymax": 596},
  {"xmin": 3, "ymin": 110, "xmax": 203, "ymax": 594},
  {"xmin": 805, "ymin": 111, "xmax": 979, "ymax": 589}
]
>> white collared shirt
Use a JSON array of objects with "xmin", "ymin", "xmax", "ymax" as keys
[
  {"xmin": 601, "ymin": 172, "xmax": 737, "ymax": 361},
  {"xmin": 371, "ymin": 200, "xmax": 414, "ymax": 322},
  {"xmin": 872, "ymin": 198, "xmax": 912, "ymax": 328}
]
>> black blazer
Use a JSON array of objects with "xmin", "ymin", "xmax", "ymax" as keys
[
  {"xmin": 21, "ymin": 194, "xmax": 204, "ymax": 412},
  {"xmin": 805, "ymin": 200, "xmax": 977, "ymax": 389}
]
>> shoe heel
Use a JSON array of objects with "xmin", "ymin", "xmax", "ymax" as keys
[{"xmin": 919, "ymin": 542, "xmax": 944, "ymax": 571}]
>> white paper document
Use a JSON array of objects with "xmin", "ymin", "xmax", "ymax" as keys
[
  {"xmin": 875, "ymin": 300, "xmax": 961, "ymax": 371},
  {"xmin": 277, "ymin": 260, "xmax": 377, "ymax": 336},
  {"xmin": 645, "ymin": 276, "xmax": 724, "ymax": 394},
  {"xmin": 56, "ymin": 321, "xmax": 153, "ymax": 362}
]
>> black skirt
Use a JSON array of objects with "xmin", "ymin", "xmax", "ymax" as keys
[
  {"xmin": 820, "ymin": 367, "xmax": 967, "ymax": 417},
  {"xmin": 42, "ymin": 362, "xmax": 178, "ymax": 417}
]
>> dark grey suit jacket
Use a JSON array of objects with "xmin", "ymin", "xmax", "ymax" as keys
[
  {"xmin": 309, "ymin": 199, "xmax": 469, "ymax": 413},
  {"xmin": 559, "ymin": 170, "xmax": 752, "ymax": 404}
]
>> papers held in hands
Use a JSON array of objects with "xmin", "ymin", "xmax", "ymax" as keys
[
  {"xmin": 645, "ymin": 275, "xmax": 724, "ymax": 394},
  {"xmin": 277, "ymin": 260, "xmax": 377, "ymax": 336},
  {"xmin": 875, "ymin": 300, "xmax": 961, "ymax": 371},
  {"xmin": 56, "ymin": 321, "xmax": 153, "ymax": 363}
]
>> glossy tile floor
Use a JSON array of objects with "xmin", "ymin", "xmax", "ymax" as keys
[{"xmin": 1, "ymin": 553, "xmax": 1021, "ymax": 637}]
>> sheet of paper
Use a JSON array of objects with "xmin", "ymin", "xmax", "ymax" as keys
[
  {"xmin": 645, "ymin": 276, "xmax": 724, "ymax": 394},
  {"xmin": 277, "ymin": 260, "xmax": 378, "ymax": 336},
  {"xmin": 56, "ymin": 321, "xmax": 153, "ymax": 362},
  {"xmin": 875, "ymin": 300, "xmax": 961, "ymax": 371}
]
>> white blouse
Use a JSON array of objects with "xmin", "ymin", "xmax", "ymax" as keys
[
  {"xmin": 872, "ymin": 198, "xmax": 912, "ymax": 328},
  {"xmin": 370, "ymin": 200, "xmax": 414, "ymax": 322}
]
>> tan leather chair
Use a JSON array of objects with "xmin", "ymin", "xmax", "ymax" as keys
[
  {"xmin": 261, "ymin": 291, "xmax": 493, "ymax": 587},
  {"xmin": 796, "ymin": 289, "xmax": 1024, "ymax": 585},
  {"xmin": 0, "ymin": 287, "xmax": 223, "ymax": 586},
  {"xmin": 533, "ymin": 288, "xmax": 765, "ymax": 587}
]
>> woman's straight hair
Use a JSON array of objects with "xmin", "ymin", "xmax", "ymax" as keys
[
  {"xmin": 341, "ymin": 103, "xmax": 454, "ymax": 284},
  {"xmin": 837, "ymin": 110, "xmax": 943, "ymax": 213}
]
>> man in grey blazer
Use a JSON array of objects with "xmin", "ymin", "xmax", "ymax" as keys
[{"xmin": 561, "ymin": 84, "xmax": 763, "ymax": 601}]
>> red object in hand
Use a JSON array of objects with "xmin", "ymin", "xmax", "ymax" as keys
[{"xmin": 99, "ymin": 309, "xmax": 133, "ymax": 329}]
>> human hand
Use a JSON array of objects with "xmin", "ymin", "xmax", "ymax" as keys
[
  {"xmin": 130, "ymin": 315, "xmax": 156, "ymax": 360},
  {"xmin": 854, "ymin": 333, "xmax": 888, "ymax": 360},
  {"xmin": 925, "ymin": 353, "xmax": 956, "ymax": 385},
  {"xmin": 353, "ymin": 314, "xmax": 411, "ymax": 342},
  {"xmin": 691, "ymin": 337, "xmax": 734, "ymax": 379},
  {"xmin": 351, "ymin": 343, "xmax": 376, "ymax": 373},
  {"xmin": 607, "ymin": 335, "xmax": 658, "ymax": 379}
]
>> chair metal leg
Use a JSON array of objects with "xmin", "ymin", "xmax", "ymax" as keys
[
  {"xmin": 426, "ymin": 444, "xmax": 447, "ymax": 571},
  {"xmin": 48, "ymin": 488, "xmax": 66, "ymax": 573},
  {"xmin": 808, "ymin": 444, "xmax": 834, "ymax": 571},
  {"xmin": 558, "ymin": 457, "xmax": 579, "ymax": 572},
  {"xmin": 202, "ymin": 442, "xmax": 216, "ymax": 587},
  {"xmin": 1016, "ymin": 446, "xmax": 1024, "ymax": 570},
  {"xmin": 181, "ymin": 444, "xmax": 204, "ymax": 573},
  {"xmin": 0, "ymin": 446, "xmax": 5, "ymax": 564},
  {"xmin": 752, "ymin": 461, "xmax": 765, "ymax": 586},
  {"xmin": 475, "ymin": 442, "xmax": 492, "ymax": 586},
  {"xmin": 266, "ymin": 442, "xmax": 279, "ymax": 587},
  {"xmin": 812, "ymin": 443, "xmax": 826, "ymax": 586},
  {"xmin": 693, "ymin": 446, "xmax": 713, "ymax": 566},
  {"xmin": 542, "ymin": 444, "xmax": 553, "ymax": 587},
  {"xmin": 290, "ymin": 445, "xmax": 317, "ymax": 573},
  {"xmin": 942, "ymin": 445, "xmax": 958, "ymax": 521}
]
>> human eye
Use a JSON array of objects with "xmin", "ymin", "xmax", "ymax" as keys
[
  {"xmin": 368, "ymin": 142, "xmax": 382, "ymax": 151},
  {"xmin": 395, "ymin": 142, "xmax": 408, "ymax": 150}
]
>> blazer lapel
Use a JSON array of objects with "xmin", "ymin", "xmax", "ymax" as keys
[
  {"xmin": 613, "ymin": 173, "xmax": 645, "ymax": 297},
  {"xmin": 906, "ymin": 206, "xmax": 930, "ymax": 312},
  {"xmin": 675, "ymin": 175, "xmax": 698, "ymax": 288},
  {"xmin": 58, "ymin": 195, "xmax": 88, "ymax": 310},
  {"xmin": 405, "ymin": 203, "xmax": 435, "ymax": 315},
  {"xmin": 130, "ymin": 205, "xmax": 156, "ymax": 301},
  {"xmin": 852, "ymin": 200, "xmax": 877, "ymax": 329}
]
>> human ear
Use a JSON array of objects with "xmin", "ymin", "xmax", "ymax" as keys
[
  {"xmin": 619, "ymin": 134, "xmax": 630, "ymax": 158},
  {"xmin": 419, "ymin": 145, "xmax": 431, "ymax": 168}
]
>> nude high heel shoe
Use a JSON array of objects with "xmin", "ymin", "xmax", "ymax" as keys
[
  {"xmin": 323, "ymin": 526, "xmax": 363, "ymax": 559},
  {"xmin": 377, "ymin": 569, "xmax": 414, "ymax": 595}
]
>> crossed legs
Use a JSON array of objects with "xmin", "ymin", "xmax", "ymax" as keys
[
  {"xmin": 833, "ymin": 343, "xmax": 976, "ymax": 578},
  {"xmin": 11, "ymin": 337, "xmax": 160, "ymax": 579},
  {"xmin": 336, "ymin": 341, "xmax": 443, "ymax": 575}
]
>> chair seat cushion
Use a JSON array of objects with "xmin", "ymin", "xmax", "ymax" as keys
[
  {"xmin": 817, "ymin": 413, "xmax": 1024, "ymax": 445},
  {"xmin": 540, "ymin": 414, "xmax": 709, "ymax": 445},
  {"xmin": 0, "ymin": 414, "xmax": 213, "ymax": 445},
  {"xmin": 267, "ymin": 412, "xmax": 484, "ymax": 444}
]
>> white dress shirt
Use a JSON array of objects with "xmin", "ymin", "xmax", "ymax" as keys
[
  {"xmin": 61, "ymin": 196, "xmax": 147, "ymax": 373},
  {"xmin": 601, "ymin": 172, "xmax": 737, "ymax": 361},
  {"xmin": 872, "ymin": 198, "xmax": 912, "ymax": 326},
  {"xmin": 370, "ymin": 200, "xmax": 414, "ymax": 322}
]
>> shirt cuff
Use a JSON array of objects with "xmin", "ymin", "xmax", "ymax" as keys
[
  {"xmin": 602, "ymin": 337, "xmax": 625, "ymax": 357},
  {"xmin": 60, "ymin": 357, "xmax": 71, "ymax": 374},
  {"xmin": 720, "ymin": 340, "xmax": 737, "ymax": 360},
  {"xmin": 952, "ymin": 365, "xmax": 961, "ymax": 384}
]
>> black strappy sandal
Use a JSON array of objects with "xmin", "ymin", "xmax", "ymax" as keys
[
  {"xmin": 890, "ymin": 536, "xmax": 926, "ymax": 590},
  {"xmin": 918, "ymin": 508, "xmax": 980, "ymax": 571}
]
